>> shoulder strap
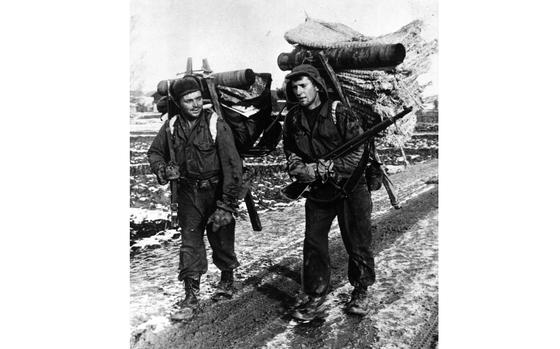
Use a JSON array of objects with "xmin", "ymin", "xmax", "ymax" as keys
[
  {"xmin": 331, "ymin": 100, "xmax": 341, "ymax": 125},
  {"xmin": 209, "ymin": 111, "xmax": 218, "ymax": 143},
  {"xmin": 330, "ymin": 100, "xmax": 344, "ymax": 140},
  {"xmin": 168, "ymin": 115, "xmax": 178, "ymax": 136}
]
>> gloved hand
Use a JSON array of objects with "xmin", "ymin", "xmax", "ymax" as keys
[
  {"xmin": 156, "ymin": 163, "xmax": 180, "ymax": 185},
  {"xmin": 316, "ymin": 159, "xmax": 334, "ymax": 182},
  {"xmin": 208, "ymin": 208, "xmax": 233, "ymax": 232},
  {"xmin": 291, "ymin": 163, "xmax": 317, "ymax": 183},
  {"xmin": 156, "ymin": 166, "xmax": 169, "ymax": 185},
  {"xmin": 165, "ymin": 163, "xmax": 180, "ymax": 180}
]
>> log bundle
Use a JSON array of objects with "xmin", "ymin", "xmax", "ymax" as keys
[{"xmin": 280, "ymin": 19, "xmax": 438, "ymax": 147}]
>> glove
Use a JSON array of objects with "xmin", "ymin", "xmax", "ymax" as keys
[
  {"xmin": 291, "ymin": 163, "xmax": 317, "ymax": 183},
  {"xmin": 156, "ymin": 166, "xmax": 169, "ymax": 185},
  {"xmin": 316, "ymin": 159, "xmax": 334, "ymax": 182},
  {"xmin": 208, "ymin": 208, "xmax": 233, "ymax": 232},
  {"xmin": 156, "ymin": 163, "xmax": 180, "ymax": 185},
  {"xmin": 164, "ymin": 163, "xmax": 180, "ymax": 180}
]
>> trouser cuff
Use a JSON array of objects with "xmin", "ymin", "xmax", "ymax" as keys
[{"xmin": 178, "ymin": 270, "xmax": 202, "ymax": 281}]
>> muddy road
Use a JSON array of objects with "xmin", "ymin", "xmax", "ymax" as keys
[{"xmin": 130, "ymin": 160, "xmax": 438, "ymax": 349}]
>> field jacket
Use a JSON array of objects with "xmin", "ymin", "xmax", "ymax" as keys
[
  {"xmin": 283, "ymin": 100, "xmax": 364, "ymax": 180},
  {"xmin": 147, "ymin": 109, "xmax": 242, "ymax": 209}
]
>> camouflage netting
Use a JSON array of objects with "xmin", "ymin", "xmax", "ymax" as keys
[{"xmin": 283, "ymin": 18, "xmax": 438, "ymax": 147}]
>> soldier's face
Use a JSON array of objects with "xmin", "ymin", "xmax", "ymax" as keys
[
  {"xmin": 179, "ymin": 90, "xmax": 203, "ymax": 118},
  {"xmin": 291, "ymin": 76, "xmax": 321, "ymax": 109}
]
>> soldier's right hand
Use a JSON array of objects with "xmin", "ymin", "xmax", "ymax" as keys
[
  {"xmin": 164, "ymin": 164, "xmax": 180, "ymax": 181},
  {"xmin": 292, "ymin": 163, "xmax": 317, "ymax": 183},
  {"xmin": 156, "ymin": 166, "xmax": 169, "ymax": 185}
]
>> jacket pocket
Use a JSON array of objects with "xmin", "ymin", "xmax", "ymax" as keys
[
  {"xmin": 190, "ymin": 141, "xmax": 219, "ymax": 175},
  {"xmin": 193, "ymin": 141, "xmax": 214, "ymax": 152}
]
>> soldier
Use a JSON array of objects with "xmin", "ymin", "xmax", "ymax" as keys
[
  {"xmin": 282, "ymin": 64, "xmax": 375, "ymax": 321},
  {"xmin": 147, "ymin": 76, "xmax": 243, "ymax": 320}
]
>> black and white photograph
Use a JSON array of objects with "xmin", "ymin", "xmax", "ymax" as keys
[
  {"xmin": 5, "ymin": 1, "xmax": 560, "ymax": 349},
  {"xmin": 130, "ymin": 0, "xmax": 439, "ymax": 347}
]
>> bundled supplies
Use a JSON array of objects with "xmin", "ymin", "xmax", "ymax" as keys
[{"xmin": 279, "ymin": 18, "xmax": 438, "ymax": 148}]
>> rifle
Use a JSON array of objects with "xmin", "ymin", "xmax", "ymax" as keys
[
  {"xmin": 203, "ymin": 68, "xmax": 262, "ymax": 232},
  {"xmin": 243, "ymin": 188, "xmax": 262, "ymax": 231},
  {"xmin": 281, "ymin": 106, "xmax": 413, "ymax": 200},
  {"xmin": 382, "ymin": 170, "xmax": 401, "ymax": 209},
  {"xmin": 165, "ymin": 81, "xmax": 179, "ymax": 228},
  {"xmin": 316, "ymin": 52, "xmax": 404, "ymax": 208}
]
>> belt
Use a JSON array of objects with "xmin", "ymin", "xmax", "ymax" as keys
[
  {"xmin": 312, "ymin": 174, "xmax": 364, "ymax": 189},
  {"xmin": 179, "ymin": 175, "xmax": 220, "ymax": 189}
]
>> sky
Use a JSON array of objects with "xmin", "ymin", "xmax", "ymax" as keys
[{"xmin": 130, "ymin": 0, "xmax": 438, "ymax": 93}]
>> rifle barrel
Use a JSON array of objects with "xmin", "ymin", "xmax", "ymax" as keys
[{"xmin": 324, "ymin": 106, "xmax": 413, "ymax": 160}]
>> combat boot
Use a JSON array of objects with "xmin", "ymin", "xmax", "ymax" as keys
[
  {"xmin": 346, "ymin": 286, "xmax": 369, "ymax": 316},
  {"xmin": 212, "ymin": 270, "xmax": 234, "ymax": 301},
  {"xmin": 291, "ymin": 295, "xmax": 327, "ymax": 322},
  {"xmin": 171, "ymin": 276, "xmax": 200, "ymax": 321}
]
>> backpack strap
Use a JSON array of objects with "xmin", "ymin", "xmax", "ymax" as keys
[
  {"xmin": 330, "ymin": 100, "xmax": 344, "ymax": 139},
  {"xmin": 331, "ymin": 100, "xmax": 341, "ymax": 125},
  {"xmin": 169, "ymin": 115, "xmax": 178, "ymax": 136},
  {"xmin": 209, "ymin": 111, "xmax": 218, "ymax": 143}
]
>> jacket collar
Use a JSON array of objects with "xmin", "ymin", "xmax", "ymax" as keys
[{"xmin": 173, "ymin": 109, "xmax": 208, "ymax": 141}]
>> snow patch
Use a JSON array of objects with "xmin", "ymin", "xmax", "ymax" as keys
[
  {"xmin": 131, "ymin": 229, "xmax": 179, "ymax": 250},
  {"xmin": 132, "ymin": 315, "xmax": 170, "ymax": 335},
  {"xmin": 130, "ymin": 208, "xmax": 168, "ymax": 224}
]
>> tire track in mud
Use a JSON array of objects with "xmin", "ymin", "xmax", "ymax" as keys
[{"xmin": 131, "ymin": 165, "xmax": 438, "ymax": 349}]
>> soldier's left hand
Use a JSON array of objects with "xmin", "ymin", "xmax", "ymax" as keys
[{"xmin": 208, "ymin": 208, "xmax": 233, "ymax": 232}]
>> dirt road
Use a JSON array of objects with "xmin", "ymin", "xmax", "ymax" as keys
[{"xmin": 130, "ymin": 160, "xmax": 438, "ymax": 349}]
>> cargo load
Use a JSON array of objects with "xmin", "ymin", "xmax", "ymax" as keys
[
  {"xmin": 279, "ymin": 18, "xmax": 438, "ymax": 148},
  {"xmin": 156, "ymin": 69, "xmax": 281, "ymax": 158}
]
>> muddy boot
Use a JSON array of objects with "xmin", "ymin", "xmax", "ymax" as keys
[
  {"xmin": 212, "ymin": 270, "xmax": 234, "ymax": 301},
  {"xmin": 346, "ymin": 286, "xmax": 369, "ymax": 316},
  {"xmin": 171, "ymin": 276, "xmax": 200, "ymax": 321},
  {"xmin": 291, "ymin": 295, "xmax": 327, "ymax": 322}
]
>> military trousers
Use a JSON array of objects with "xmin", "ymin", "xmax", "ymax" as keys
[
  {"xmin": 176, "ymin": 179, "xmax": 240, "ymax": 281},
  {"xmin": 302, "ymin": 178, "xmax": 375, "ymax": 296}
]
